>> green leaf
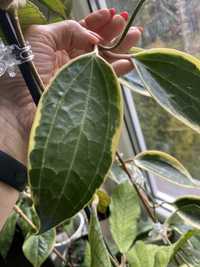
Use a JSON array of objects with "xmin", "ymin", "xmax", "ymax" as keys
[
  {"xmin": 89, "ymin": 200, "xmax": 112, "ymax": 267},
  {"xmin": 119, "ymin": 71, "xmax": 150, "ymax": 97},
  {"xmin": 28, "ymin": 51, "xmax": 123, "ymax": 233},
  {"xmin": 109, "ymin": 181, "xmax": 141, "ymax": 253},
  {"xmin": 19, "ymin": 1, "xmax": 47, "ymax": 30},
  {"xmin": 174, "ymin": 196, "xmax": 200, "ymax": 228},
  {"xmin": 17, "ymin": 199, "xmax": 39, "ymax": 236},
  {"xmin": 134, "ymin": 150, "xmax": 196, "ymax": 188},
  {"xmin": 126, "ymin": 241, "xmax": 173, "ymax": 267},
  {"xmin": 39, "ymin": 0, "xmax": 66, "ymax": 18},
  {"xmin": 81, "ymin": 242, "xmax": 91, "ymax": 267},
  {"xmin": 133, "ymin": 48, "xmax": 200, "ymax": 134},
  {"xmin": 166, "ymin": 213, "xmax": 200, "ymax": 266},
  {"xmin": 23, "ymin": 228, "xmax": 56, "ymax": 267},
  {"xmin": 0, "ymin": 212, "xmax": 18, "ymax": 259},
  {"xmin": 62, "ymin": 0, "xmax": 73, "ymax": 17}
]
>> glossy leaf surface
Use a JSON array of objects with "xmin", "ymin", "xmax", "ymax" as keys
[
  {"xmin": 126, "ymin": 241, "xmax": 173, "ymax": 267},
  {"xmin": 28, "ymin": 51, "xmax": 123, "ymax": 232},
  {"xmin": 23, "ymin": 228, "xmax": 56, "ymax": 267},
  {"xmin": 109, "ymin": 181, "xmax": 141, "ymax": 253},
  {"xmin": 134, "ymin": 150, "xmax": 195, "ymax": 187},
  {"xmin": 134, "ymin": 48, "xmax": 200, "ymax": 133},
  {"xmin": 39, "ymin": 0, "xmax": 66, "ymax": 18},
  {"xmin": 89, "ymin": 201, "xmax": 111, "ymax": 267},
  {"xmin": 174, "ymin": 196, "xmax": 200, "ymax": 228},
  {"xmin": 0, "ymin": 212, "xmax": 18, "ymax": 259}
]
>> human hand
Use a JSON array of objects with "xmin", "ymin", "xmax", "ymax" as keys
[{"xmin": 0, "ymin": 8, "xmax": 141, "ymax": 164}]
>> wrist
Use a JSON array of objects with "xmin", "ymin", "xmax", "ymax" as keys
[{"xmin": 0, "ymin": 73, "xmax": 29, "ymax": 165}]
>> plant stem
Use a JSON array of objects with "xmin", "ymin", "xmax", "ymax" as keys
[
  {"xmin": 14, "ymin": 205, "xmax": 37, "ymax": 231},
  {"xmin": 116, "ymin": 152, "xmax": 157, "ymax": 223},
  {"xmin": 10, "ymin": 8, "xmax": 45, "ymax": 93},
  {"xmin": 14, "ymin": 205, "xmax": 66, "ymax": 264},
  {"xmin": 99, "ymin": 0, "xmax": 147, "ymax": 51},
  {"xmin": 0, "ymin": 9, "xmax": 41, "ymax": 104}
]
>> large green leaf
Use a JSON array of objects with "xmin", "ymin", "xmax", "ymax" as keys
[
  {"xmin": 23, "ymin": 228, "xmax": 56, "ymax": 267},
  {"xmin": 109, "ymin": 181, "xmax": 141, "ymax": 253},
  {"xmin": 133, "ymin": 48, "xmax": 200, "ymax": 134},
  {"xmin": 0, "ymin": 212, "xmax": 18, "ymax": 259},
  {"xmin": 126, "ymin": 241, "xmax": 173, "ymax": 267},
  {"xmin": 28, "ymin": 51, "xmax": 123, "ymax": 232},
  {"xmin": 89, "ymin": 200, "xmax": 112, "ymax": 267},
  {"xmin": 39, "ymin": 0, "xmax": 66, "ymax": 18},
  {"xmin": 134, "ymin": 150, "xmax": 196, "ymax": 188},
  {"xmin": 19, "ymin": 1, "xmax": 47, "ymax": 30},
  {"xmin": 174, "ymin": 196, "xmax": 200, "ymax": 228}
]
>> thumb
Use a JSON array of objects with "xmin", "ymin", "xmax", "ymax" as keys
[{"xmin": 46, "ymin": 20, "xmax": 101, "ymax": 52}]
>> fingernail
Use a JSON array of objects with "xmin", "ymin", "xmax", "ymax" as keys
[
  {"xmin": 138, "ymin": 26, "xmax": 144, "ymax": 33},
  {"xmin": 120, "ymin": 11, "xmax": 129, "ymax": 21},
  {"xmin": 109, "ymin": 8, "xmax": 116, "ymax": 17}
]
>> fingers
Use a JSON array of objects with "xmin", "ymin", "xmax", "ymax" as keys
[
  {"xmin": 81, "ymin": 9, "xmax": 127, "ymax": 43},
  {"xmin": 80, "ymin": 8, "xmax": 111, "ymax": 30},
  {"xmin": 80, "ymin": 9, "xmax": 142, "ymax": 53},
  {"xmin": 112, "ymin": 27, "xmax": 142, "ymax": 53},
  {"xmin": 112, "ymin": 59, "xmax": 134, "ymax": 77},
  {"xmin": 46, "ymin": 21, "xmax": 101, "ymax": 52}
]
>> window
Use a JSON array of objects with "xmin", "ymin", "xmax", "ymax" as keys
[{"xmin": 90, "ymin": 0, "xmax": 200, "ymax": 203}]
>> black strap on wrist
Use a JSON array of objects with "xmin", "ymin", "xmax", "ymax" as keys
[{"xmin": 0, "ymin": 151, "xmax": 27, "ymax": 192}]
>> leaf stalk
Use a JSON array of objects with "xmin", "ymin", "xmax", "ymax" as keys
[{"xmin": 99, "ymin": 0, "xmax": 147, "ymax": 51}]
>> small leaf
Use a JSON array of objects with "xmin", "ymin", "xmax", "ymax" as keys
[
  {"xmin": 126, "ymin": 241, "xmax": 173, "ymax": 267},
  {"xmin": 28, "ymin": 51, "xmax": 123, "ymax": 232},
  {"xmin": 89, "ymin": 199, "xmax": 112, "ymax": 267},
  {"xmin": 134, "ymin": 48, "xmax": 200, "ymax": 133},
  {"xmin": 17, "ymin": 199, "xmax": 39, "ymax": 236},
  {"xmin": 19, "ymin": 1, "xmax": 47, "ymax": 30},
  {"xmin": 109, "ymin": 181, "xmax": 141, "ymax": 253},
  {"xmin": 23, "ymin": 228, "xmax": 56, "ymax": 267},
  {"xmin": 81, "ymin": 242, "xmax": 91, "ymax": 267},
  {"xmin": 167, "ymin": 213, "xmax": 200, "ymax": 266},
  {"xmin": 119, "ymin": 71, "xmax": 150, "ymax": 97},
  {"xmin": 40, "ymin": 0, "xmax": 66, "ymax": 18},
  {"xmin": 96, "ymin": 190, "xmax": 111, "ymax": 214},
  {"xmin": 0, "ymin": 212, "xmax": 18, "ymax": 259},
  {"xmin": 134, "ymin": 150, "xmax": 196, "ymax": 188},
  {"xmin": 174, "ymin": 196, "xmax": 200, "ymax": 228}
]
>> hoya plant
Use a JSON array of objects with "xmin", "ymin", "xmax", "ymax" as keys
[{"xmin": 1, "ymin": 0, "xmax": 200, "ymax": 266}]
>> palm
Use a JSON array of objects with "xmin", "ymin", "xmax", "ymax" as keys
[{"xmin": 0, "ymin": 10, "xmax": 141, "ymax": 163}]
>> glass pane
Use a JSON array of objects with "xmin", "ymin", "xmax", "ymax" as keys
[{"xmin": 106, "ymin": 0, "xmax": 200, "ymax": 179}]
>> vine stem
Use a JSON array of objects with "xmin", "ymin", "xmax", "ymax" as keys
[
  {"xmin": 10, "ymin": 8, "xmax": 45, "ymax": 93},
  {"xmin": 13, "ymin": 205, "xmax": 66, "ymax": 264},
  {"xmin": 116, "ymin": 152, "xmax": 157, "ymax": 223},
  {"xmin": 99, "ymin": 0, "xmax": 147, "ymax": 51}
]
